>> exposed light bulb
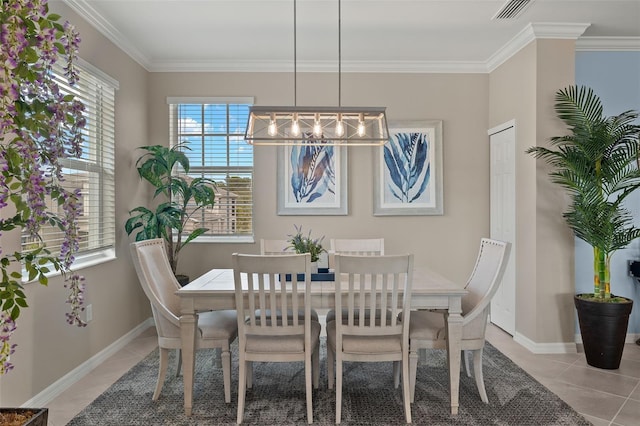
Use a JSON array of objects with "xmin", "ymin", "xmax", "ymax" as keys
[
  {"xmin": 335, "ymin": 114, "xmax": 344, "ymax": 137},
  {"xmin": 291, "ymin": 113, "xmax": 300, "ymax": 136},
  {"xmin": 268, "ymin": 114, "xmax": 277, "ymax": 136},
  {"xmin": 313, "ymin": 114, "xmax": 322, "ymax": 137},
  {"xmin": 357, "ymin": 114, "xmax": 366, "ymax": 137}
]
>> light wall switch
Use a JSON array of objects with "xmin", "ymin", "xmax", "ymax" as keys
[{"xmin": 85, "ymin": 304, "xmax": 93, "ymax": 322}]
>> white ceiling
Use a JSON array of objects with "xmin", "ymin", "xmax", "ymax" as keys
[{"xmin": 59, "ymin": 0, "xmax": 640, "ymax": 73}]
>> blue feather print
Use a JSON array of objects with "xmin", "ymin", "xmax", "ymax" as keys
[
  {"xmin": 290, "ymin": 139, "xmax": 335, "ymax": 203},
  {"xmin": 383, "ymin": 132, "xmax": 430, "ymax": 203}
]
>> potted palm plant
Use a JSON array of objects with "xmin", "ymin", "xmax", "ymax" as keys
[
  {"xmin": 527, "ymin": 85, "xmax": 640, "ymax": 369},
  {"xmin": 125, "ymin": 143, "xmax": 217, "ymax": 284}
]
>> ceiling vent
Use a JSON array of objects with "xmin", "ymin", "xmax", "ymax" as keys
[{"xmin": 492, "ymin": 0, "xmax": 533, "ymax": 19}]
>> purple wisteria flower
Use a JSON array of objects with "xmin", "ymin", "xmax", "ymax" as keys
[{"xmin": 0, "ymin": 0, "xmax": 88, "ymax": 374}]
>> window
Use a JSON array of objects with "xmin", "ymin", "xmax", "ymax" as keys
[
  {"xmin": 21, "ymin": 60, "xmax": 117, "ymax": 266},
  {"xmin": 168, "ymin": 97, "xmax": 254, "ymax": 242}
]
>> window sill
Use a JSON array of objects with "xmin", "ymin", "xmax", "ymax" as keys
[
  {"xmin": 191, "ymin": 235, "xmax": 255, "ymax": 244},
  {"xmin": 22, "ymin": 248, "xmax": 116, "ymax": 283}
]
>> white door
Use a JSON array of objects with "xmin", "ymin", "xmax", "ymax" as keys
[{"xmin": 489, "ymin": 122, "xmax": 516, "ymax": 335}]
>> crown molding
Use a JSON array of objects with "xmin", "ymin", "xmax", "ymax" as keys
[
  {"xmin": 63, "ymin": 0, "xmax": 153, "ymax": 70},
  {"xmin": 528, "ymin": 22, "xmax": 592, "ymax": 39},
  {"xmin": 150, "ymin": 59, "xmax": 488, "ymax": 74},
  {"xmin": 576, "ymin": 36, "xmax": 640, "ymax": 51},
  {"xmin": 65, "ymin": 4, "xmax": 631, "ymax": 75},
  {"xmin": 486, "ymin": 22, "xmax": 590, "ymax": 72}
]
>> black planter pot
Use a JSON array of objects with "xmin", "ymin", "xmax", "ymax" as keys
[
  {"xmin": 175, "ymin": 274, "xmax": 190, "ymax": 287},
  {"xmin": 574, "ymin": 294, "xmax": 633, "ymax": 369}
]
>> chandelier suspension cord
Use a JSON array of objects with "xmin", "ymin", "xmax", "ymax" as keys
[
  {"xmin": 338, "ymin": 0, "xmax": 341, "ymax": 108},
  {"xmin": 294, "ymin": 0, "xmax": 297, "ymax": 107}
]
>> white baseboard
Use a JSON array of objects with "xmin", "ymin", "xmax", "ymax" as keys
[
  {"xmin": 513, "ymin": 331, "xmax": 640, "ymax": 354},
  {"xmin": 513, "ymin": 332, "xmax": 578, "ymax": 354},
  {"xmin": 23, "ymin": 318, "xmax": 154, "ymax": 408}
]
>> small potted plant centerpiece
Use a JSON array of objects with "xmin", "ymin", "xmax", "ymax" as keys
[
  {"xmin": 527, "ymin": 85, "xmax": 640, "ymax": 369},
  {"xmin": 125, "ymin": 143, "xmax": 217, "ymax": 285},
  {"xmin": 286, "ymin": 225, "xmax": 326, "ymax": 273}
]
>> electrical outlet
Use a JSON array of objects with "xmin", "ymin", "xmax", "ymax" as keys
[{"xmin": 85, "ymin": 304, "xmax": 93, "ymax": 322}]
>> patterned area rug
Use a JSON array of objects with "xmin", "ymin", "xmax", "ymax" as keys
[{"xmin": 67, "ymin": 339, "xmax": 591, "ymax": 425}]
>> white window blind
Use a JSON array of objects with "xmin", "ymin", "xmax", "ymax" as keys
[
  {"xmin": 168, "ymin": 98, "xmax": 254, "ymax": 239},
  {"xmin": 21, "ymin": 60, "xmax": 117, "ymax": 261}
]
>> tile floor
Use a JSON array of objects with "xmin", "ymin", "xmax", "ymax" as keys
[{"xmin": 45, "ymin": 324, "xmax": 640, "ymax": 425}]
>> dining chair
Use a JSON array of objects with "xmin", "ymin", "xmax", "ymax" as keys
[
  {"xmin": 129, "ymin": 239, "xmax": 238, "ymax": 403},
  {"xmin": 326, "ymin": 238, "xmax": 386, "ymax": 324},
  {"xmin": 405, "ymin": 238, "xmax": 510, "ymax": 404},
  {"xmin": 260, "ymin": 238, "xmax": 319, "ymax": 322},
  {"xmin": 260, "ymin": 238, "xmax": 291, "ymax": 255},
  {"xmin": 329, "ymin": 238, "xmax": 385, "ymax": 262},
  {"xmin": 233, "ymin": 253, "xmax": 321, "ymax": 424},
  {"xmin": 327, "ymin": 253, "xmax": 414, "ymax": 424}
]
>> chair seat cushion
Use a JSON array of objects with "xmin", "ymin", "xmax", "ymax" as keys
[
  {"xmin": 245, "ymin": 320, "xmax": 321, "ymax": 353},
  {"xmin": 198, "ymin": 310, "xmax": 238, "ymax": 340},
  {"xmin": 408, "ymin": 310, "xmax": 446, "ymax": 340},
  {"xmin": 326, "ymin": 320, "xmax": 402, "ymax": 354},
  {"xmin": 254, "ymin": 308, "xmax": 319, "ymax": 322}
]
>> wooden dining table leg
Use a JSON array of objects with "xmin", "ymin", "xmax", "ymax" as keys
[
  {"xmin": 180, "ymin": 312, "xmax": 198, "ymax": 416},
  {"xmin": 446, "ymin": 300, "xmax": 464, "ymax": 415}
]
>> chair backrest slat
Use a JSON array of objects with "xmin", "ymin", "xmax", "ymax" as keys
[
  {"xmin": 335, "ymin": 254, "xmax": 413, "ymax": 337},
  {"xmin": 233, "ymin": 253, "xmax": 311, "ymax": 336}
]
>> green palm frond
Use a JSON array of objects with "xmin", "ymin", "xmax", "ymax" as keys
[
  {"xmin": 126, "ymin": 141, "xmax": 217, "ymax": 274},
  {"xmin": 527, "ymin": 85, "xmax": 640, "ymax": 299}
]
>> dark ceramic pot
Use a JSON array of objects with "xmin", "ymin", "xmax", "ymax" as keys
[
  {"xmin": 574, "ymin": 294, "xmax": 633, "ymax": 369},
  {"xmin": 176, "ymin": 274, "xmax": 190, "ymax": 287}
]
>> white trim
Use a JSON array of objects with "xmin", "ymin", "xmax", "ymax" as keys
[
  {"xmin": 486, "ymin": 22, "xmax": 590, "ymax": 72},
  {"xmin": 22, "ymin": 247, "xmax": 116, "ymax": 283},
  {"xmin": 59, "ymin": 2, "xmax": 600, "ymax": 75},
  {"xmin": 576, "ymin": 37, "xmax": 640, "ymax": 52},
  {"xmin": 340, "ymin": 60, "xmax": 487, "ymax": 74},
  {"xmin": 166, "ymin": 96, "xmax": 254, "ymax": 105},
  {"xmin": 152, "ymin": 59, "xmax": 489, "ymax": 74},
  {"xmin": 513, "ymin": 331, "xmax": 578, "ymax": 354},
  {"xmin": 486, "ymin": 23, "xmax": 537, "ymax": 73},
  {"xmin": 22, "ymin": 318, "xmax": 154, "ymax": 408},
  {"xmin": 62, "ymin": 0, "xmax": 151, "ymax": 70},
  {"xmin": 529, "ymin": 22, "xmax": 592, "ymax": 39},
  {"xmin": 488, "ymin": 119, "xmax": 516, "ymax": 136},
  {"xmin": 193, "ymin": 235, "xmax": 255, "ymax": 244},
  {"xmin": 76, "ymin": 57, "xmax": 120, "ymax": 89}
]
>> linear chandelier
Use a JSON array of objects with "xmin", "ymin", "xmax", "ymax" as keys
[{"xmin": 244, "ymin": 0, "xmax": 389, "ymax": 146}]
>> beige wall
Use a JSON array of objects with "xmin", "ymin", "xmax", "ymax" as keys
[
  {"xmin": 489, "ymin": 39, "xmax": 576, "ymax": 344},
  {"xmin": 149, "ymin": 72, "xmax": 491, "ymax": 284},
  {"xmin": 1, "ymin": 2, "xmax": 151, "ymax": 406},
  {"xmin": 4, "ymin": 2, "xmax": 585, "ymax": 407}
]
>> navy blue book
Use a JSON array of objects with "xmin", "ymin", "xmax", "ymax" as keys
[{"xmin": 283, "ymin": 268, "xmax": 334, "ymax": 282}]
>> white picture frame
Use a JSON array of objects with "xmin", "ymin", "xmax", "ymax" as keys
[
  {"xmin": 277, "ymin": 143, "xmax": 348, "ymax": 215},
  {"xmin": 373, "ymin": 120, "xmax": 443, "ymax": 216}
]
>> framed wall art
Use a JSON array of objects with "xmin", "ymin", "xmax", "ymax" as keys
[
  {"xmin": 373, "ymin": 120, "xmax": 443, "ymax": 216},
  {"xmin": 277, "ymin": 141, "xmax": 348, "ymax": 215}
]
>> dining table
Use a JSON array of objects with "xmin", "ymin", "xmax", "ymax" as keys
[{"xmin": 176, "ymin": 265, "xmax": 467, "ymax": 416}]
